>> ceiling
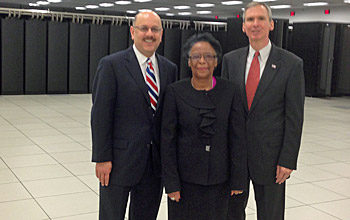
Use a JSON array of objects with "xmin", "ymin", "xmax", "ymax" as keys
[{"xmin": 0, "ymin": 0, "xmax": 349, "ymax": 19}]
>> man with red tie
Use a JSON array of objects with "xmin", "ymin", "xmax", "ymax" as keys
[
  {"xmin": 91, "ymin": 11, "xmax": 177, "ymax": 220},
  {"xmin": 222, "ymin": 2, "xmax": 305, "ymax": 220}
]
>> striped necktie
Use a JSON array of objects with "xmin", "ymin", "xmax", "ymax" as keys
[
  {"xmin": 246, "ymin": 51, "xmax": 260, "ymax": 110},
  {"xmin": 145, "ymin": 58, "xmax": 158, "ymax": 113}
]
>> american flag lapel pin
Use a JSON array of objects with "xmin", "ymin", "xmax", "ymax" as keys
[{"xmin": 272, "ymin": 64, "xmax": 276, "ymax": 69}]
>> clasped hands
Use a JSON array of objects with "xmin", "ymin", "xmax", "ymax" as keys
[{"xmin": 167, "ymin": 189, "xmax": 243, "ymax": 203}]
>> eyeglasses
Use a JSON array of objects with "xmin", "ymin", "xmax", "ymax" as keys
[
  {"xmin": 133, "ymin": 26, "xmax": 162, "ymax": 33},
  {"xmin": 189, "ymin": 54, "xmax": 217, "ymax": 62}
]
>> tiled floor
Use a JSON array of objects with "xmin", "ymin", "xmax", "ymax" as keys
[{"xmin": 0, "ymin": 94, "xmax": 349, "ymax": 220}]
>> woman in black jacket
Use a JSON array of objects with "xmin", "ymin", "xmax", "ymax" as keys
[{"xmin": 161, "ymin": 33, "xmax": 247, "ymax": 220}]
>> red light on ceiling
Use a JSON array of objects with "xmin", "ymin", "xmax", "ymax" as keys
[
  {"xmin": 215, "ymin": 15, "xmax": 218, "ymax": 19},
  {"xmin": 236, "ymin": 14, "xmax": 240, "ymax": 18},
  {"xmin": 324, "ymin": 9, "xmax": 330, "ymax": 14},
  {"xmin": 290, "ymin": 11, "xmax": 295, "ymax": 16}
]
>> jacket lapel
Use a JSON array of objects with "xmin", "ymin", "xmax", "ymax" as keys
[
  {"xmin": 239, "ymin": 47, "xmax": 249, "ymax": 113},
  {"xmin": 249, "ymin": 44, "xmax": 281, "ymax": 112},
  {"xmin": 156, "ymin": 54, "xmax": 167, "ymax": 112},
  {"xmin": 125, "ymin": 47, "xmax": 150, "ymax": 105}
]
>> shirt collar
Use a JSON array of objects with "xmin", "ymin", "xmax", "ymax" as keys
[
  {"xmin": 248, "ymin": 40, "xmax": 272, "ymax": 60},
  {"xmin": 133, "ymin": 44, "xmax": 156, "ymax": 65}
]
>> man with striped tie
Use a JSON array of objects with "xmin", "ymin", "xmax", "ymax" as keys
[{"xmin": 91, "ymin": 11, "xmax": 177, "ymax": 220}]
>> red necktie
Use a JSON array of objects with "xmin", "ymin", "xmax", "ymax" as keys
[
  {"xmin": 145, "ymin": 58, "xmax": 158, "ymax": 113},
  {"xmin": 246, "ymin": 51, "xmax": 260, "ymax": 110}
]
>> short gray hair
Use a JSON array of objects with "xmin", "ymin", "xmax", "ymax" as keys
[{"xmin": 243, "ymin": 2, "xmax": 272, "ymax": 22}]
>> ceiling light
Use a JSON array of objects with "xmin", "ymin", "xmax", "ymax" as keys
[
  {"xmin": 85, "ymin": 5, "xmax": 99, "ymax": 9},
  {"xmin": 254, "ymin": 0, "xmax": 276, "ymax": 2},
  {"xmin": 29, "ymin": 3, "xmax": 39, "ymax": 6},
  {"xmin": 166, "ymin": 13, "xmax": 175, "ymax": 16},
  {"xmin": 139, "ymin": 9, "xmax": 152, "ymax": 12},
  {"xmin": 197, "ymin": 11, "xmax": 212, "ymax": 14},
  {"xmin": 270, "ymin": 5, "xmax": 291, "ymax": 9},
  {"xmin": 47, "ymin": 0, "xmax": 62, "ymax": 3},
  {"xmin": 178, "ymin": 12, "xmax": 192, "ymax": 15},
  {"xmin": 115, "ymin": 1, "xmax": 131, "ymax": 5},
  {"xmin": 345, "ymin": 0, "xmax": 350, "ymax": 3},
  {"xmin": 196, "ymin": 3, "xmax": 215, "ymax": 8},
  {"xmin": 303, "ymin": 2, "xmax": 329, "ymax": 6},
  {"xmin": 155, "ymin": 7, "xmax": 170, "ymax": 11},
  {"xmin": 221, "ymin": 1, "xmax": 243, "ymax": 5},
  {"xmin": 126, "ymin": 10, "xmax": 137, "ymax": 14},
  {"xmin": 99, "ymin": 3, "xmax": 114, "ymax": 7},
  {"xmin": 134, "ymin": 0, "xmax": 152, "ymax": 2},
  {"xmin": 36, "ymin": 1, "xmax": 50, "ymax": 5},
  {"xmin": 174, "ymin": 5, "xmax": 191, "ymax": 10},
  {"xmin": 75, "ymin": 7, "xmax": 86, "ymax": 10}
]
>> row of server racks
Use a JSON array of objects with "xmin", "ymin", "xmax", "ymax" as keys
[{"xmin": 1, "ymin": 16, "xmax": 350, "ymax": 96}]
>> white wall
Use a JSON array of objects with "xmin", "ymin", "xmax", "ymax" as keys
[{"xmin": 272, "ymin": 5, "xmax": 350, "ymax": 24}]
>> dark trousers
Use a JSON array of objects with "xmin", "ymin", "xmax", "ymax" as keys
[
  {"xmin": 99, "ymin": 158, "xmax": 162, "ymax": 220},
  {"xmin": 227, "ymin": 181, "xmax": 285, "ymax": 220}
]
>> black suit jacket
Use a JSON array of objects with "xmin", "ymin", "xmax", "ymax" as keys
[
  {"xmin": 91, "ymin": 47, "xmax": 177, "ymax": 186},
  {"xmin": 161, "ymin": 78, "xmax": 247, "ymax": 193},
  {"xmin": 222, "ymin": 44, "xmax": 305, "ymax": 185}
]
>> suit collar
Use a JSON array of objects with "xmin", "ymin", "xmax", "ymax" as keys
[
  {"xmin": 249, "ymin": 43, "xmax": 281, "ymax": 112},
  {"xmin": 125, "ymin": 47, "xmax": 168, "ymax": 113},
  {"xmin": 125, "ymin": 47, "xmax": 150, "ymax": 106}
]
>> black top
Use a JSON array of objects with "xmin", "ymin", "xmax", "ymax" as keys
[{"xmin": 161, "ymin": 77, "xmax": 247, "ymax": 193}]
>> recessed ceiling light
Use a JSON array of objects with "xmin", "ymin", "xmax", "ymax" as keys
[
  {"xmin": 36, "ymin": 1, "xmax": 50, "ymax": 5},
  {"xmin": 254, "ymin": 0, "xmax": 276, "ymax": 2},
  {"xmin": 29, "ymin": 3, "xmax": 39, "ymax": 6},
  {"xmin": 178, "ymin": 12, "xmax": 192, "ymax": 15},
  {"xmin": 126, "ymin": 10, "xmax": 137, "ymax": 14},
  {"xmin": 99, "ymin": 3, "xmax": 114, "ymax": 7},
  {"xmin": 195, "ymin": 3, "xmax": 215, "ymax": 8},
  {"xmin": 174, "ymin": 5, "xmax": 191, "ymax": 10},
  {"xmin": 197, "ymin": 10, "xmax": 212, "ymax": 14},
  {"xmin": 166, "ymin": 13, "xmax": 175, "ymax": 16},
  {"xmin": 139, "ymin": 9, "xmax": 152, "ymax": 12},
  {"xmin": 270, "ymin": 5, "xmax": 291, "ymax": 9},
  {"xmin": 75, "ymin": 7, "xmax": 86, "ymax": 10},
  {"xmin": 303, "ymin": 2, "xmax": 329, "ymax": 6},
  {"xmin": 47, "ymin": 0, "xmax": 62, "ymax": 3},
  {"xmin": 221, "ymin": 1, "xmax": 243, "ymax": 5},
  {"xmin": 155, "ymin": 7, "xmax": 170, "ymax": 11},
  {"xmin": 85, "ymin": 5, "xmax": 99, "ymax": 9},
  {"xmin": 134, "ymin": 0, "xmax": 152, "ymax": 2},
  {"xmin": 115, "ymin": 1, "xmax": 131, "ymax": 5}
]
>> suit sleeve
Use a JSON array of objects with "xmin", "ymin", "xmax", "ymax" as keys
[
  {"xmin": 229, "ymin": 87, "xmax": 248, "ymax": 190},
  {"xmin": 91, "ymin": 58, "xmax": 117, "ymax": 162},
  {"xmin": 278, "ymin": 59, "xmax": 305, "ymax": 170},
  {"xmin": 161, "ymin": 85, "xmax": 181, "ymax": 193}
]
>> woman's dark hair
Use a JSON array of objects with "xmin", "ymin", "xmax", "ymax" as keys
[{"xmin": 183, "ymin": 32, "xmax": 222, "ymax": 63}]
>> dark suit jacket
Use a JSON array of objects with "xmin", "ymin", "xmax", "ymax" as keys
[
  {"xmin": 222, "ymin": 44, "xmax": 305, "ymax": 185},
  {"xmin": 161, "ymin": 78, "xmax": 247, "ymax": 193},
  {"xmin": 91, "ymin": 46, "xmax": 177, "ymax": 186}
]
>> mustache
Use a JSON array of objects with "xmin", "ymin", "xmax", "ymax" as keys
[{"xmin": 143, "ymin": 37, "xmax": 155, "ymax": 41}]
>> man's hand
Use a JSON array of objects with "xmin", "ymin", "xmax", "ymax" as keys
[
  {"xmin": 276, "ymin": 165, "xmax": 293, "ymax": 184},
  {"xmin": 168, "ymin": 191, "xmax": 181, "ymax": 202},
  {"xmin": 96, "ymin": 161, "xmax": 112, "ymax": 186},
  {"xmin": 231, "ymin": 190, "xmax": 243, "ymax": 196}
]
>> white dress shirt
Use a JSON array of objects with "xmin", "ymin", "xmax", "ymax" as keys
[
  {"xmin": 133, "ymin": 44, "xmax": 160, "ymax": 93},
  {"xmin": 245, "ymin": 40, "xmax": 272, "ymax": 84}
]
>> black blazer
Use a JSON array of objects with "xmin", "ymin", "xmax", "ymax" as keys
[
  {"xmin": 161, "ymin": 78, "xmax": 247, "ymax": 193},
  {"xmin": 222, "ymin": 44, "xmax": 305, "ymax": 185},
  {"xmin": 91, "ymin": 47, "xmax": 177, "ymax": 186}
]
